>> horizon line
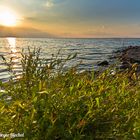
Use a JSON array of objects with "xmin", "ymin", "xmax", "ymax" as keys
[{"xmin": 1, "ymin": 36, "xmax": 140, "ymax": 39}]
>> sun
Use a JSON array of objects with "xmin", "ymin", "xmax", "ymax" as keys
[{"xmin": 0, "ymin": 7, "xmax": 19, "ymax": 27}]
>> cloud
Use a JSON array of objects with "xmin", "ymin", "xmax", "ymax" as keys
[
  {"xmin": 0, "ymin": 26, "xmax": 55, "ymax": 38},
  {"xmin": 45, "ymin": 0, "xmax": 67, "ymax": 8},
  {"xmin": 46, "ymin": 0, "xmax": 54, "ymax": 8}
]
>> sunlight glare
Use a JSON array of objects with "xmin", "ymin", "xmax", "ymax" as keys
[
  {"xmin": 7, "ymin": 37, "xmax": 17, "ymax": 53},
  {"xmin": 0, "ymin": 7, "xmax": 20, "ymax": 27}
]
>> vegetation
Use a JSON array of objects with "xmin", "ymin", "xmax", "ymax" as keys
[{"xmin": 0, "ymin": 48, "xmax": 140, "ymax": 140}]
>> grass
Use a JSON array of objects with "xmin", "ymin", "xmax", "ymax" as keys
[{"xmin": 0, "ymin": 48, "xmax": 140, "ymax": 139}]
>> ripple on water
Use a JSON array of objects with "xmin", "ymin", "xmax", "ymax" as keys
[{"xmin": 0, "ymin": 38, "xmax": 140, "ymax": 82}]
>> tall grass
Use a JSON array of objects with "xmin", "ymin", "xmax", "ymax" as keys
[{"xmin": 0, "ymin": 48, "xmax": 140, "ymax": 139}]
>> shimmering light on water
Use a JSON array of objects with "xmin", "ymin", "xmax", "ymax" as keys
[
  {"xmin": 0, "ymin": 37, "xmax": 22, "ymax": 82},
  {"xmin": 7, "ymin": 37, "xmax": 16, "ymax": 52}
]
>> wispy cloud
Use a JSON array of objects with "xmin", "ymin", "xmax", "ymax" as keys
[
  {"xmin": 45, "ymin": 0, "xmax": 67, "ymax": 8},
  {"xmin": 46, "ymin": 0, "xmax": 54, "ymax": 8}
]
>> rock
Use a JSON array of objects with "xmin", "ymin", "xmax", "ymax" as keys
[
  {"xmin": 114, "ymin": 46, "xmax": 140, "ymax": 72},
  {"xmin": 120, "ymin": 61, "xmax": 131, "ymax": 69},
  {"xmin": 97, "ymin": 60, "xmax": 109, "ymax": 66},
  {"xmin": 120, "ymin": 46, "xmax": 140, "ymax": 63}
]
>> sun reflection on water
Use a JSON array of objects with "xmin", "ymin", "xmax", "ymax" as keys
[
  {"xmin": 6, "ymin": 37, "xmax": 22, "ymax": 80},
  {"xmin": 7, "ymin": 37, "xmax": 17, "ymax": 53}
]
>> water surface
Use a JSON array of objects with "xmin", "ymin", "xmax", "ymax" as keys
[{"xmin": 0, "ymin": 38, "xmax": 140, "ymax": 82}]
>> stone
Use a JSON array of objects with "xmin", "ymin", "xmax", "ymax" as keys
[
  {"xmin": 114, "ymin": 46, "xmax": 140, "ymax": 72},
  {"xmin": 97, "ymin": 60, "xmax": 109, "ymax": 66}
]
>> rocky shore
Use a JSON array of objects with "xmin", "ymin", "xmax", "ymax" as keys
[
  {"xmin": 115, "ymin": 46, "xmax": 140, "ymax": 71},
  {"xmin": 96, "ymin": 46, "xmax": 140, "ymax": 73}
]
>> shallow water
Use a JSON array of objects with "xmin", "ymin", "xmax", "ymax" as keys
[{"xmin": 0, "ymin": 38, "xmax": 140, "ymax": 82}]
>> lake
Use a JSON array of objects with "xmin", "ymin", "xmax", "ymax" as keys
[{"xmin": 0, "ymin": 38, "xmax": 140, "ymax": 82}]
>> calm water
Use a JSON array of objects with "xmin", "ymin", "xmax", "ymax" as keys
[{"xmin": 0, "ymin": 38, "xmax": 140, "ymax": 82}]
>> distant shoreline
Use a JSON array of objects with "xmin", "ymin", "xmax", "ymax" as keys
[{"xmin": 1, "ymin": 37, "xmax": 140, "ymax": 39}]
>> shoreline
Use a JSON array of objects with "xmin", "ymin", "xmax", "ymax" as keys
[{"xmin": 114, "ymin": 46, "xmax": 140, "ymax": 72}]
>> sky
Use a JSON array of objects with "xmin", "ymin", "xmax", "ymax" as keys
[{"xmin": 0, "ymin": 0, "xmax": 140, "ymax": 38}]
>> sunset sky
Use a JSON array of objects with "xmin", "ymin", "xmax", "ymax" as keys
[{"xmin": 0, "ymin": 0, "xmax": 140, "ymax": 38}]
